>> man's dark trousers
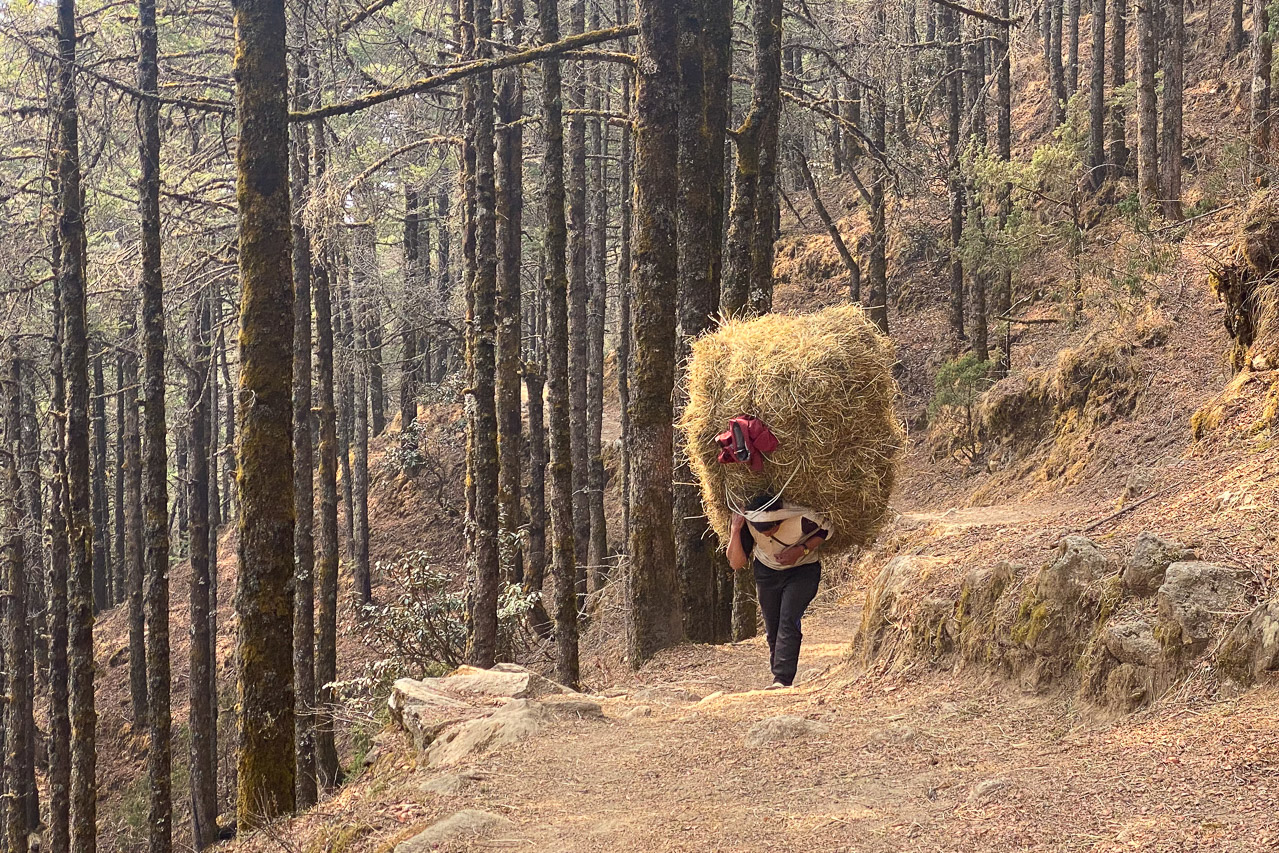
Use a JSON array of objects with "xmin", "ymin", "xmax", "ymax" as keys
[{"xmin": 753, "ymin": 560, "xmax": 821, "ymax": 686}]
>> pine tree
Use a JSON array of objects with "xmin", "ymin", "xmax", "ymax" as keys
[
  {"xmin": 537, "ymin": 0, "xmax": 580, "ymax": 687},
  {"xmin": 232, "ymin": 0, "xmax": 297, "ymax": 824},
  {"xmin": 627, "ymin": 0, "xmax": 683, "ymax": 665}
]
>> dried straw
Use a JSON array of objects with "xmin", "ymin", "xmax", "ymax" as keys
[{"xmin": 679, "ymin": 305, "xmax": 903, "ymax": 557}]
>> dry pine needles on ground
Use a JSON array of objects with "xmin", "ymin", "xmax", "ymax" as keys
[{"xmin": 680, "ymin": 304, "xmax": 903, "ymax": 557}]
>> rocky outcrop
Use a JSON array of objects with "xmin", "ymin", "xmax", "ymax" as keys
[
  {"xmin": 856, "ymin": 531, "xmax": 1259, "ymax": 714},
  {"xmin": 395, "ymin": 810, "xmax": 517, "ymax": 851},
  {"xmin": 389, "ymin": 664, "xmax": 602, "ymax": 769}
]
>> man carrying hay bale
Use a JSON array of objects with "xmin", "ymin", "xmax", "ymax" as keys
[
  {"xmin": 679, "ymin": 304, "xmax": 902, "ymax": 683},
  {"xmin": 727, "ymin": 492, "xmax": 830, "ymax": 688}
]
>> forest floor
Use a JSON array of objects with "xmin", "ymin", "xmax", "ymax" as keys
[{"xmin": 234, "ymin": 495, "xmax": 1279, "ymax": 853}]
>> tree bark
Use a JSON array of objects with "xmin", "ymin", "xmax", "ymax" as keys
[
  {"xmin": 1231, "ymin": 0, "xmax": 1246, "ymax": 53},
  {"xmin": 289, "ymin": 81, "xmax": 317, "ymax": 809},
  {"xmin": 1088, "ymin": 0, "xmax": 1107, "ymax": 186},
  {"xmin": 1050, "ymin": 0, "xmax": 1067, "ymax": 126},
  {"xmin": 232, "ymin": 0, "xmax": 297, "ymax": 824},
  {"xmin": 538, "ymin": 0, "xmax": 580, "ymax": 687},
  {"xmin": 188, "ymin": 292, "xmax": 217, "ymax": 851},
  {"xmin": 869, "ymin": 86, "xmax": 889, "ymax": 335},
  {"xmin": 435, "ymin": 186, "xmax": 454, "ymax": 379},
  {"xmin": 496, "ymin": 0, "xmax": 526, "ymax": 592},
  {"xmin": 674, "ymin": 0, "xmax": 730, "ymax": 643},
  {"xmin": 139, "ymin": 0, "xmax": 172, "ymax": 842},
  {"xmin": 46, "ymin": 228, "xmax": 72, "ymax": 853},
  {"xmin": 1108, "ymin": 0, "xmax": 1129, "ymax": 176},
  {"xmin": 585, "ymin": 3, "xmax": 609, "ymax": 591},
  {"xmin": 1136, "ymin": 0, "xmax": 1159, "ymax": 207},
  {"xmin": 617, "ymin": 14, "xmax": 633, "ymax": 548},
  {"xmin": 567, "ymin": 0, "xmax": 591, "ymax": 579},
  {"xmin": 461, "ymin": 0, "xmax": 501, "ymax": 668},
  {"xmin": 946, "ymin": 6, "xmax": 966, "ymax": 342},
  {"xmin": 4, "ymin": 349, "xmax": 32, "ymax": 853},
  {"xmin": 1066, "ymin": 0, "xmax": 1081, "ymax": 95},
  {"xmin": 91, "ymin": 350, "xmax": 108, "ymax": 613},
  {"xmin": 1253, "ymin": 0, "xmax": 1271, "ymax": 182},
  {"xmin": 401, "ymin": 187, "xmax": 421, "ymax": 430},
  {"xmin": 121, "ymin": 310, "xmax": 146, "ymax": 729},
  {"xmin": 353, "ymin": 315, "xmax": 372, "ymax": 605},
  {"xmin": 57, "ymin": 0, "xmax": 97, "ymax": 844},
  {"xmin": 1160, "ymin": 0, "xmax": 1184, "ymax": 219},
  {"xmin": 995, "ymin": 0, "xmax": 1014, "ymax": 377},
  {"xmin": 19, "ymin": 361, "xmax": 46, "ymax": 688},
  {"xmin": 312, "ymin": 119, "xmax": 342, "ymax": 788},
  {"xmin": 747, "ymin": 0, "xmax": 783, "ymax": 318},
  {"xmin": 628, "ymin": 0, "xmax": 683, "ymax": 665}
]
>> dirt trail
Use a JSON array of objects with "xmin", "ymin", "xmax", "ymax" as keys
[{"xmin": 398, "ymin": 592, "xmax": 1279, "ymax": 852}]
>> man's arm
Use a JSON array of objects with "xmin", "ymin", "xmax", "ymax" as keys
[{"xmin": 727, "ymin": 514, "xmax": 750, "ymax": 571}]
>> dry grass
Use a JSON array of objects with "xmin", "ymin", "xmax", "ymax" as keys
[{"xmin": 680, "ymin": 305, "xmax": 904, "ymax": 557}]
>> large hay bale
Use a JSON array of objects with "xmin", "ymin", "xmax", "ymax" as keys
[{"xmin": 679, "ymin": 305, "xmax": 902, "ymax": 557}]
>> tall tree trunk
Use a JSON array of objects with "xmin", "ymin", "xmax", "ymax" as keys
[
  {"xmin": 289, "ymin": 77, "xmax": 317, "ymax": 810},
  {"xmin": 1253, "ymin": 0, "xmax": 1272, "ymax": 182},
  {"xmin": 220, "ymin": 322, "xmax": 235, "ymax": 523},
  {"xmin": 91, "ymin": 350, "xmax": 108, "ymax": 613},
  {"xmin": 139, "ymin": 0, "xmax": 172, "ymax": 842},
  {"xmin": 1050, "ymin": 0, "xmax": 1067, "ymax": 126},
  {"xmin": 435, "ymin": 187, "xmax": 453, "ymax": 379},
  {"xmin": 1136, "ymin": 0, "xmax": 1159, "ymax": 207},
  {"xmin": 496, "ymin": 0, "xmax": 526, "ymax": 592},
  {"xmin": 205, "ymin": 297, "xmax": 221, "ymax": 815},
  {"xmin": 617, "ymin": 16, "xmax": 633, "ymax": 548},
  {"xmin": 121, "ymin": 311, "xmax": 146, "ymax": 728},
  {"xmin": 336, "ymin": 271, "xmax": 356, "ymax": 561},
  {"xmin": 401, "ymin": 187, "xmax": 420, "ymax": 431},
  {"xmin": 175, "ymin": 426, "xmax": 189, "ymax": 557},
  {"xmin": 675, "ymin": 0, "xmax": 731, "ymax": 642},
  {"xmin": 352, "ymin": 323, "xmax": 372, "ymax": 606},
  {"xmin": 114, "ymin": 358, "xmax": 125, "ymax": 607},
  {"xmin": 946, "ymin": 6, "xmax": 966, "ymax": 342},
  {"xmin": 1160, "ymin": 0, "xmax": 1184, "ymax": 219},
  {"xmin": 20, "ymin": 361, "xmax": 47, "ymax": 685},
  {"xmin": 869, "ymin": 87, "xmax": 889, "ymax": 335},
  {"xmin": 57, "ymin": 0, "xmax": 98, "ymax": 843},
  {"xmin": 464, "ymin": 0, "xmax": 501, "ymax": 668},
  {"xmin": 1109, "ymin": 0, "xmax": 1129, "ymax": 175},
  {"xmin": 537, "ymin": 0, "xmax": 579, "ymax": 687},
  {"xmin": 188, "ymin": 293, "xmax": 217, "ymax": 851},
  {"xmin": 232, "ymin": 0, "xmax": 297, "ymax": 824},
  {"xmin": 628, "ymin": 0, "xmax": 683, "ymax": 666},
  {"xmin": 747, "ymin": 0, "xmax": 783, "ymax": 317},
  {"xmin": 1231, "ymin": 0, "xmax": 1246, "ymax": 53},
  {"xmin": 4, "ymin": 349, "xmax": 32, "ymax": 853},
  {"xmin": 566, "ymin": 0, "xmax": 591, "ymax": 579},
  {"xmin": 996, "ymin": 0, "xmax": 1014, "ymax": 377},
  {"xmin": 1088, "ymin": 0, "xmax": 1107, "ymax": 186},
  {"xmin": 1066, "ymin": 0, "xmax": 1081, "ymax": 95},
  {"xmin": 585, "ymin": 10, "xmax": 609, "ymax": 591},
  {"xmin": 966, "ymin": 28, "xmax": 989, "ymax": 363},
  {"xmin": 46, "ymin": 232, "xmax": 72, "ymax": 853},
  {"xmin": 312, "ymin": 122, "xmax": 342, "ymax": 790}
]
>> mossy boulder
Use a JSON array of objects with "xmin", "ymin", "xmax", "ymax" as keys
[
  {"xmin": 1123, "ymin": 532, "xmax": 1195, "ymax": 596},
  {"xmin": 1215, "ymin": 600, "xmax": 1279, "ymax": 685},
  {"xmin": 1155, "ymin": 562, "xmax": 1250, "ymax": 653},
  {"xmin": 1037, "ymin": 536, "xmax": 1107, "ymax": 607}
]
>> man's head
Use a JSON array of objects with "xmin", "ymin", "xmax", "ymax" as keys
[{"xmin": 745, "ymin": 492, "xmax": 781, "ymax": 534}]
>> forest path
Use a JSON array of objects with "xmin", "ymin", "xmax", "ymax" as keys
[{"xmin": 417, "ymin": 590, "xmax": 1279, "ymax": 852}]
